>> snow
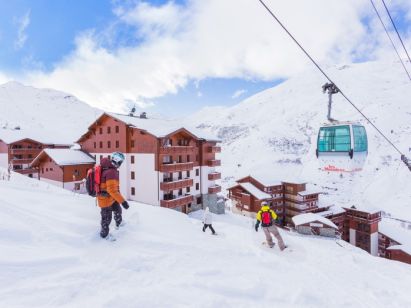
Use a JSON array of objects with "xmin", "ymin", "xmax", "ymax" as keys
[
  {"xmin": 298, "ymin": 190, "xmax": 322, "ymax": 196},
  {"xmin": 237, "ymin": 182, "xmax": 271, "ymax": 200},
  {"xmin": 34, "ymin": 149, "xmax": 95, "ymax": 166},
  {"xmin": 247, "ymin": 175, "xmax": 283, "ymax": 187},
  {"xmin": 0, "ymin": 128, "xmax": 71, "ymax": 146},
  {"xmin": 317, "ymin": 206, "xmax": 346, "ymax": 217},
  {"xmin": 1, "ymin": 170, "xmax": 411, "ymax": 307},
  {"xmin": 292, "ymin": 213, "xmax": 338, "ymax": 229}
]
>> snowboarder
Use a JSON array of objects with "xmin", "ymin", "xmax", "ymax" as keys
[
  {"xmin": 97, "ymin": 152, "xmax": 129, "ymax": 240},
  {"xmin": 255, "ymin": 201, "xmax": 286, "ymax": 250},
  {"xmin": 202, "ymin": 207, "xmax": 216, "ymax": 235}
]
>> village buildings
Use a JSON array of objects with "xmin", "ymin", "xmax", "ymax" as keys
[
  {"xmin": 76, "ymin": 112, "xmax": 223, "ymax": 214},
  {"xmin": 0, "ymin": 130, "xmax": 70, "ymax": 178},
  {"xmin": 30, "ymin": 149, "xmax": 95, "ymax": 193}
]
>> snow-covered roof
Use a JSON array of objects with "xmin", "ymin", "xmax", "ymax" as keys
[
  {"xmin": 251, "ymin": 175, "xmax": 283, "ymax": 187},
  {"xmin": 298, "ymin": 190, "xmax": 322, "ymax": 196},
  {"xmin": 379, "ymin": 219, "xmax": 411, "ymax": 247},
  {"xmin": 108, "ymin": 113, "xmax": 220, "ymax": 141},
  {"xmin": 344, "ymin": 204, "xmax": 381, "ymax": 215},
  {"xmin": 238, "ymin": 182, "xmax": 271, "ymax": 200},
  {"xmin": 31, "ymin": 149, "xmax": 95, "ymax": 166},
  {"xmin": 0, "ymin": 128, "xmax": 71, "ymax": 146},
  {"xmin": 318, "ymin": 206, "xmax": 346, "ymax": 217},
  {"xmin": 387, "ymin": 245, "xmax": 411, "ymax": 255},
  {"xmin": 292, "ymin": 213, "xmax": 338, "ymax": 229}
]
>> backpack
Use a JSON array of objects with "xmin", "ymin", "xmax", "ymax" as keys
[
  {"xmin": 86, "ymin": 165, "xmax": 102, "ymax": 197},
  {"xmin": 261, "ymin": 210, "xmax": 272, "ymax": 226}
]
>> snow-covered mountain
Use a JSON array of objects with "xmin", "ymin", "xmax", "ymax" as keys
[
  {"xmin": 188, "ymin": 60, "xmax": 411, "ymax": 221},
  {"xmin": 1, "ymin": 169, "xmax": 411, "ymax": 307},
  {"xmin": 0, "ymin": 82, "xmax": 99, "ymax": 144}
]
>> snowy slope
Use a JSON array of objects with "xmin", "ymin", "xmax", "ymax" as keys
[
  {"xmin": 1, "ymin": 170, "xmax": 411, "ymax": 308},
  {"xmin": 187, "ymin": 60, "xmax": 411, "ymax": 221},
  {"xmin": 0, "ymin": 82, "xmax": 100, "ymax": 144}
]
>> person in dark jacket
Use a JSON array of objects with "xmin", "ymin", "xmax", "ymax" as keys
[{"xmin": 97, "ymin": 152, "xmax": 129, "ymax": 239}]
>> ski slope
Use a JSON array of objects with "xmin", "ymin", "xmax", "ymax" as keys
[{"xmin": 1, "ymin": 170, "xmax": 411, "ymax": 308}]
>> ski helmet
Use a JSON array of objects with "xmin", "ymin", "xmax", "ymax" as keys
[{"xmin": 111, "ymin": 152, "xmax": 125, "ymax": 168}]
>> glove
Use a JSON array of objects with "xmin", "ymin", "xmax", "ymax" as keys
[
  {"xmin": 255, "ymin": 221, "xmax": 260, "ymax": 232},
  {"xmin": 121, "ymin": 201, "xmax": 130, "ymax": 210}
]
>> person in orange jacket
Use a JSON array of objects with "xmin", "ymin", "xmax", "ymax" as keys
[{"xmin": 98, "ymin": 152, "xmax": 129, "ymax": 239}]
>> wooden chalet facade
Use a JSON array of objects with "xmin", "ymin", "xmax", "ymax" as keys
[
  {"xmin": 30, "ymin": 149, "xmax": 95, "ymax": 193},
  {"xmin": 378, "ymin": 219, "xmax": 411, "ymax": 265},
  {"xmin": 0, "ymin": 135, "xmax": 70, "ymax": 178},
  {"xmin": 77, "ymin": 113, "xmax": 222, "ymax": 214},
  {"xmin": 292, "ymin": 213, "xmax": 338, "ymax": 237}
]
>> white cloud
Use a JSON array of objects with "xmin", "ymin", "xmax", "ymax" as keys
[
  {"xmin": 14, "ymin": 10, "xmax": 30, "ymax": 50},
  {"xmin": 231, "ymin": 89, "xmax": 247, "ymax": 99},
  {"xmin": 12, "ymin": 0, "xmax": 410, "ymax": 112}
]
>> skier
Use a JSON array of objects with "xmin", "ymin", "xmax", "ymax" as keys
[
  {"xmin": 97, "ymin": 152, "xmax": 130, "ymax": 240},
  {"xmin": 255, "ymin": 201, "xmax": 286, "ymax": 250},
  {"xmin": 202, "ymin": 207, "xmax": 216, "ymax": 235}
]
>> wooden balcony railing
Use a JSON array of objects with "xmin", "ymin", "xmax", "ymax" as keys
[
  {"xmin": 159, "ymin": 162, "xmax": 194, "ymax": 173},
  {"xmin": 160, "ymin": 146, "xmax": 195, "ymax": 154},
  {"xmin": 208, "ymin": 172, "xmax": 221, "ymax": 181},
  {"xmin": 10, "ymin": 148, "xmax": 42, "ymax": 155},
  {"xmin": 14, "ymin": 168, "xmax": 38, "ymax": 175},
  {"xmin": 160, "ymin": 195, "xmax": 194, "ymax": 208},
  {"xmin": 208, "ymin": 146, "xmax": 221, "ymax": 153},
  {"xmin": 160, "ymin": 178, "xmax": 193, "ymax": 191},
  {"xmin": 11, "ymin": 159, "xmax": 33, "ymax": 165},
  {"xmin": 208, "ymin": 185, "xmax": 221, "ymax": 194},
  {"xmin": 207, "ymin": 159, "xmax": 221, "ymax": 167}
]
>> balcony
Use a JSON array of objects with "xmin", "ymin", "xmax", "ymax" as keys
[
  {"xmin": 208, "ymin": 146, "xmax": 221, "ymax": 153},
  {"xmin": 208, "ymin": 185, "xmax": 222, "ymax": 194},
  {"xmin": 207, "ymin": 159, "xmax": 221, "ymax": 167},
  {"xmin": 15, "ymin": 168, "xmax": 38, "ymax": 175},
  {"xmin": 11, "ymin": 159, "xmax": 33, "ymax": 165},
  {"xmin": 160, "ymin": 194, "xmax": 194, "ymax": 208},
  {"xmin": 10, "ymin": 148, "xmax": 42, "ymax": 155},
  {"xmin": 159, "ymin": 162, "xmax": 194, "ymax": 173},
  {"xmin": 160, "ymin": 146, "xmax": 195, "ymax": 154},
  {"xmin": 160, "ymin": 178, "xmax": 193, "ymax": 191},
  {"xmin": 208, "ymin": 172, "xmax": 221, "ymax": 181}
]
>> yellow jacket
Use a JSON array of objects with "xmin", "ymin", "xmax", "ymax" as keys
[{"xmin": 256, "ymin": 205, "xmax": 277, "ymax": 222}]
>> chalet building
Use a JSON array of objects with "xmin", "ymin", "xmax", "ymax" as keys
[
  {"xmin": 30, "ymin": 149, "xmax": 95, "ymax": 192},
  {"xmin": 343, "ymin": 206, "xmax": 381, "ymax": 256},
  {"xmin": 77, "ymin": 112, "xmax": 223, "ymax": 214},
  {"xmin": 228, "ymin": 176, "xmax": 323, "ymax": 225},
  {"xmin": 378, "ymin": 219, "xmax": 411, "ymax": 265},
  {"xmin": 292, "ymin": 213, "xmax": 339, "ymax": 237},
  {"xmin": 0, "ymin": 131, "xmax": 70, "ymax": 178}
]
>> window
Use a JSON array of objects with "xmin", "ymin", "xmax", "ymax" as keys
[
  {"xmin": 50, "ymin": 168, "xmax": 53, "ymax": 171},
  {"xmin": 99, "ymin": 141, "xmax": 103, "ymax": 148},
  {"xmin": 178, "ymin": 155, "xmax": 182, "ymax": 163},
  {"xmin": 187, "ymin": 186, "xmax": 190, "ymax": 193},
  {"xmin": 131, "ymin": 171, "xmax": 135, "ymax": 180},
  {"xmin": 178, "ymin": 171, "xmax": 182, "ymax": 180},
  {"xmin": 41, "ymin": 168, "xmax": 44, "ymax": 174},
  {"xmin": 115, "ymin": 126, "xmax": 119, "ymax": 133},
  {"xmin": 131, "ymin": 187, "xmax": 135, "ymax": 195},
  {"xmin": 99, "ymin": 127, "xmax": 103, "ymax": 134},
  {"xmin": 94, "ymin": 142, "xmax": 96, "ymax": 149},
  {"xmin": 74, "ymin": 169, "xmax": 79, "ymax": 176},
  {"xmin": 100, "ymin": 155, "xmax": 103, "ymax": 161},
  {"xmin": 107, "ymin": 141, "xmax": 111, "ymax": 148},
  {"xmin": 196, "ymin": 183, "xmax": 199, "ymax": 190},
  {"xmin": 196, "ymin": 169, "xmax": 199, "ymax": 176},
  {"xmin": 186, "ymin": 171, "xmax": 190, "ymax": 178},
  {"xmin": 178, "ymin": 189, "xmax": 182, "ymax": 196},
  {"xmin": 75, "ymin": 183, "xmax": 80, "ymax": 190},
  {"xmin": 317, "ymin": 125, "xmax": 351, "ymax": 152},
  {"xmin": 187, "ymin": 155, "xmax": 190, "ymax": 162},
  {"xmin": 353, "ymin": 125, "xmax": 367, "ymax": 152},
  {"xmin": 131, "ymin": 156, "xmax": 135, "ymax": 164},
  {"xmin": 46, "ymin": 168, "xmax": 48, "ymax": 172},
  {"xmin": 197, "ymin": 196, "xmax": 202, "ymax": 204},
  {"xmin": 116, "ymin": 141, "xmax": 119, "ymax": 148},
  {"xmin": 131, "ymin": 140, "xmax": 135, "ymax": 148},
  {"xmin": 107, "ymin": 127, "xmax": 111, "ymax": 134}
]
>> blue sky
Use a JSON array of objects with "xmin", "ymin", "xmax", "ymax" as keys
[{"xmin": 0, "ymin": 0, "xmax": 410, "ymax": 116}]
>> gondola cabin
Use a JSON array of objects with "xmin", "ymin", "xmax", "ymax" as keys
[{"xmin": 316, "ymin": 123, "xmax": 367, "ymax": 172}]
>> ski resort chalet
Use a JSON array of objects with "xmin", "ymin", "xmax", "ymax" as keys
[
  {"xmin": 0, "ymin": 130, "xmax": 70, "ymax": 178},
  {"xmin": 76, "ymin": 112, "xmax": 223, "ymax": 214},
  {"xmin": 378, "ymin": 219, "xmax": 411, "ymax": 265},
  {"xmin": 30, "ymin": 149, "xmax": 95, "ymax": 193}
]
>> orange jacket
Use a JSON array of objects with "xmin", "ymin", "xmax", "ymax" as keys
[{"xmin": 97, "ymin": 158, "xmax": 125, "ymax": 208}]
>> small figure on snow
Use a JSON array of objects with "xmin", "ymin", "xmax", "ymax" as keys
[
  {"xmin": 255, "ymin": 201, "xmax": 286, "ymax": 250},
  {"xmin": 97, "ymin": 152, "xmax": 130, "ymax": 240},
  {"xmin": 202, "ymin": 207, "xmax": 216, "ymax": 235}
]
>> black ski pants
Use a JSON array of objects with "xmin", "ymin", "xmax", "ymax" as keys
[
  {"xmin": 100, "ymin": 202, "xmax": 122, "ymax": 238},
  {"xmin": 202, "ymin": 224, "xmax": 216, "ymax": 234}
]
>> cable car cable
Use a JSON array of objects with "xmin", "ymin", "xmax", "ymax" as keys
[
  {"xmin": 369, "ymin": 0, "xmax": 411, "ymax": 82},
  {"xmin": 380, "ymin": 0, "xmax": 411, "ymax": 65},
  {"xmin": 257, "ymin": 0, "xmax": 409, "ymax": 165}
]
